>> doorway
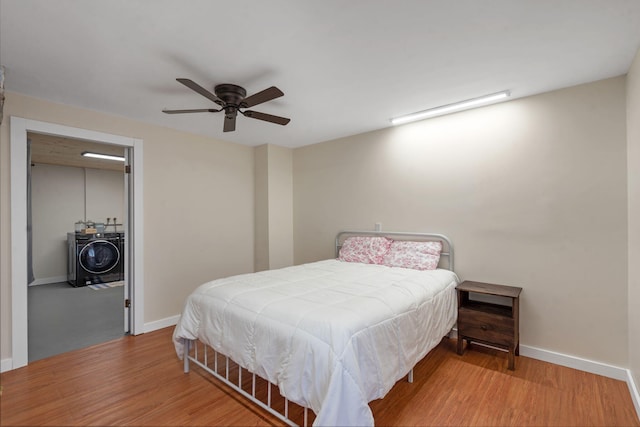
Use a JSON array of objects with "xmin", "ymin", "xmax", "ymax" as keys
[
  {"xmin": 27, "ymin": 134, "xmax": 127, "ymax": 361},
  {"xmin": 10, "ymin": 117, "xmax": 144, "ymax": 370}
]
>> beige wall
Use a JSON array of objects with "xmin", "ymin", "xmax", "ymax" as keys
[
  {"xmin": 254, "ymin": 144, "xmax": 294, "ymax": 271},
  {"xmin": 293, "ymin": 77, "xmax": 629, "ymax": 366},
  {"xmin": 0, "ymin": 92, "xmax": 255, "ymax": 361},
  {"xmin": 628, "ymin": 47, "xmax": 640, "ymax": 389},
  {"xmin": 266, "ymin": 145, "xmax": 294, "ymax": 269},
  {"xmin": 254, "ymin": 145, "xmax": 270, "ymax": 271}
]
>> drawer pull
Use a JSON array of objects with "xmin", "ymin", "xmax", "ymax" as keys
[{"xmin": 480, "ymin": 325, "xmax": 487, "ymax": 331}]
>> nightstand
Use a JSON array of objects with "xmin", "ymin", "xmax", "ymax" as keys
[{"xmin": 456, "ymin": 280, "xmax": 522, "ymax": 370}]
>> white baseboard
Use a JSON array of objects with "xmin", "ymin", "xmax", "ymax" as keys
[
  {"xmin": 143, "ymin": 314, "xmax": 180, "ymax": 333},
  {"xmin": 519, "ymin": 344, "xmax": 628, "ymax": 381},
  {"xmin": 627, "ymin": 369, "xmax": 640, "ymax": 421},
  {"xmin": 1, "ymin": 358, "xmax": 13, "ymax": 373},
  {"xmin": 29, "ymin": 275, "xmax": 67, "ymax": 286},
  {"xmin": 451, "ymin": 327, "xmax": 628, "ymax": 381}
]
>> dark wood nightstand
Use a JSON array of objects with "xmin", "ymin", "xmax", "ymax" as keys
[{"xmin": 456, "ymin": 280, "xmax": 522, "ymax": 370}]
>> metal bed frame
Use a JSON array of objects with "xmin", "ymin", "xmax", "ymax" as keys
[
  {"xmin": 182, "ymin": 230, "xmax": 455, "ymax": 427},
  {"xmin": 183, "ymin": 340, "xmax": 310, "ymax": 426}
]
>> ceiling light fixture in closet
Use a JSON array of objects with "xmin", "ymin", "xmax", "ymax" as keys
[
  {"xmin": 81, "ymin": 152, "xmax": 125, "ymax": 162},
  {"xmin": 391, "ymin": 90, "xmax": 511, "ymax": 125}
]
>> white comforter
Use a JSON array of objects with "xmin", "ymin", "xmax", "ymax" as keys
[{"xmin": 173, "ymin": 259, "xmax": 458, "ymax": 426}]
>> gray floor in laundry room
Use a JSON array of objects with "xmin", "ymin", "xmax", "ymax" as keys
[{"xmin": 28, "ymin": 282, "xmax": 125, "ymax": 362}]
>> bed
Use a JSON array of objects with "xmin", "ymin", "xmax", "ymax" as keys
[{"xmin": 173, "ymin": 231, "xmax": 459, "ymax": 426}]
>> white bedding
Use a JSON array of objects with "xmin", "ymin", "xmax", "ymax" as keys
[{"xmin": 173, "ymin": 259, "xmax": 458, "ymax": 426}]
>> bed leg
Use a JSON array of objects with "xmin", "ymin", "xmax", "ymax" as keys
[
  {"xmin": 408, "ymin": 368, "xmax": 414, "ymax": 383},
  {"xmin": 183, "ymin": 339, "xmax": 191, "ymax": 373}
]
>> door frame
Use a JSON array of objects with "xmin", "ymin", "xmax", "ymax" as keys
[{"xmin": 10, "ymin": 116, "xmax": 144, "ymax": 369}]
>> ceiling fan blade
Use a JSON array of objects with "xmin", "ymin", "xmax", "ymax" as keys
[
  {"xmin": 241, "ymin": 86, "xmax": 284, "ymax": 108},
  {"xmin": 162, "ymin": 108, "xmax": 221, "ymax": 114},
  {"xmin": 176, "ymin": 78, "xmax": 224, "ymax": 106},
  {"xmin": 223, "ymin": 115, "xmax": 237, "ymax": 132},
  {"xmin": 243, "ymin": 110, "xmax": 291, "ymax": 126}
]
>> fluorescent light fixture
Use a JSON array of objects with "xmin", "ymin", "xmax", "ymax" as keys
[
  {"xmin": 391, "ymin": 90, "xmax": 511, "ymax": 125},
  {"xmin": 81, "ymin": 152, "xmax": 125, "ymax": 162}
]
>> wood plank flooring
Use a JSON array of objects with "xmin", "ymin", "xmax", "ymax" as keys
[{"xmin": 1, "ymin": 327, "xmax": 638, "ymax": 426}]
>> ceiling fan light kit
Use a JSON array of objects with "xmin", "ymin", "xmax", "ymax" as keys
[
  {"xmin": 391, "ymin": 90, "xmax": 511, "ymax": 125},
  {"xmin": 163, "ymin": 78, "xmax": 290, "ymax": 132}
]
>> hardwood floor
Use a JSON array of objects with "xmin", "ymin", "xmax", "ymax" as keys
[{"xmin": 1, "ymin": 327, "xmax": 638, "ymax": 426}]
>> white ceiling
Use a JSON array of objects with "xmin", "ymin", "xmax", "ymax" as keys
[{"xmin": 2, "ymin": 0, "xmax": 640, "ymax": 148}]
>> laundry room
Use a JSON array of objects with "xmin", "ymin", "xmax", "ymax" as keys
[{"xmin": 29, "ymin": 133, "xmax": 125, "ymax": 287}]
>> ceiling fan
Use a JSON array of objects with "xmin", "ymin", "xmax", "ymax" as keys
[{"xmin": 163, "ymin": 78, "xmax": 290, "ymax": 132}]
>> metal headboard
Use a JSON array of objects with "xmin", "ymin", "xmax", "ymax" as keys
[{"xmin": 335, "ymin": 230, "xmax": 454, "ymax": 271}]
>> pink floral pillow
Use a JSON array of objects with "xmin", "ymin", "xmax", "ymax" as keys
[
  {"xmin": 339, "ymin": 236, "xmax": 392, "ymax": 264},
  {"xmin": 382, "ymin": 240, "xmax": 443, "ymax": 270}
]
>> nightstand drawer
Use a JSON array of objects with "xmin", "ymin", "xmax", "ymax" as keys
[{"xmin": 458, "ymin": 308, "xmax": 514, "ymax": 347}]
